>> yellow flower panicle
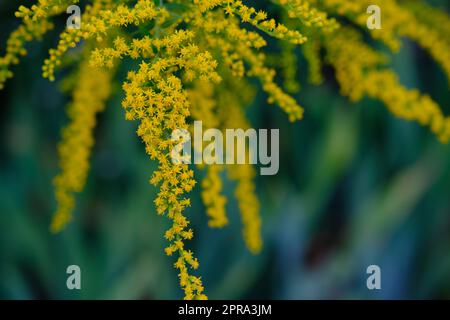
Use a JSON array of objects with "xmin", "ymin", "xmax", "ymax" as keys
[
  {"xmin": 204, "ymin": 18, "xmax": 303, "ymax": 120},
  {"xmin": 365, "ymin": 71, "xmax": 450, "ymax": 143},
  {"xmin": 402, "ymin": 0, "xmax": 450, "ymax": 45},
  {"xmin": 51, "ymin": 58, "xmax": 112, "ymax": 233},
  {"xmin": 211, "ymin": 73, "xmax": 262, "ymax": 253},
  {"xmin": 187, "ymin": 66, "xmax": 261, "ymax": 246},
  {"xmin": 201, "ymin": 165, "xmax": 228, "ymax": 228},
  {"xmin": 225, "ymin": 1, "xmax": 308, "ymax": 45},
  {"xmin": 277, "ymin": 0, "xmax": 338, "ymax": 32},
  {"xmin": 223, "ymin": 103, "xmax": 262, "ymax": 254},
  {"xmin": 324, "ymin": 28, "xmax": 450, "ymax": 143},
  {"xmin": 191, "ymin": 11, "xmax": 261, "ymax": 80},
  {"xmin": 399, "ymin": 0, "xmax": 450, "ymax": 84},
  {"xmin": 122, "ymin": 30, "xmax": 221, "ymax": 299},
  {"xmin": 229, "ymin": 163, "xmax": 262, "ymax": 254},
  {"xmin": 280, "ymin": 41, "xmax": 301, "ymax": 93},
  {"xmin": 195, "ymin": 0, "xmax": 308, "ymax": 44},
  {"xmin": 316, "ymin": 0, "xmax": 450, "ymax": 83},
  {"xmin": 0, "ymin": 0, "xmax": 76, "ymax": 88},
  {"xmin": 191, "ymin": 9, "xmax": 304, "ymax": 121},
  {"xmin": 193, "ymin": 0, "xmax": 226, "ymax": 12},
  {"xmin": 302, "ymin": 39, "xmax": 323, "ymax": 85},
  {"xmin": 43, "ymin": 0, "xmax": 168, "ymax": 81},
  {"xmin": 240, "ymin": 45, "xmax": 304, "ymax": 122},
  {"xmin": 274, "ymin": 10, "xmax": 303, "ymax": 94},
  {"xmin": 188, "ymin": 81, "xmax": 229, "ymax": 227},
  {"xmin": 188, "ymin": 81, "xmax": 220, "ymax": 128},
  {"xmin": 125, "ymin": 67, "xmax": 207, "ymax": 300},
  {"xmin": 0, "ymin": 21, "xmax": 52, "ymax": 89},
  {"xmin": 15, "ymin": 0, "xmax": 78, "ymax": 22}
]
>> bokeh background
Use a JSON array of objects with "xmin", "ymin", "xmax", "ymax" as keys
[{"xmin": 1, "ymin": 0, "xmax": 450, "ymax": 299}]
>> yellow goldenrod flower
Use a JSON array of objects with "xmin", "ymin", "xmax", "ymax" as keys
[
  {"xmin": 280, "ymin": 41, "xmax": 301, "ymax": 93},
  {"xmin": 202, "ymin": 165, "xmax": 228, "ymax": 227},
  {"xmin": 188, "ymin": 80, "xmax": 229, "ymax": 227},
  {"xmin": 0, "ymin": 0, "xmax": 76, "ymax": 88},
  {"xmin": 223, "ymin": 102, "xmax": 262, "ymax": 254},
  {"xmin": 302, "ymin": 39, "xmax": 323, "ymax": 85},
  {"xmin": 315, "ymin": 0, "xmax": 450, "ymax": 83},
  {"xmin": 324, "ymin": 27, "xmax": 450, "ymax": 143},
  {"xmin": 226, "ymin": 0, "xmax": 308, "ymax": 44},
  {"xmin": 277, "ymin": 0, "xmax": 339, "ymax": 32},
  {"xmin": 43, "ymin": 0, "xmax": 168, "ymax": 81},
  {"xmin": 51, "ymin": 55, "xmax": 113, "ymax": 233}
]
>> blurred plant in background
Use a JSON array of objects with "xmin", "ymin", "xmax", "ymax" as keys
[{"xmin": 0, "ymin": 0, "xmax": 450, "ymax": 300}]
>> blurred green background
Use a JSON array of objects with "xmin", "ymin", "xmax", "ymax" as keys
[{"xmin": 1, "ymin": 0, "xmax": 450, "ymax": 299}]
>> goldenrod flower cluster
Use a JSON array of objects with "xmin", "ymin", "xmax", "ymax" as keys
[
  {"xmin": 2, "ymin": 0, "xmax": 450, "ymax": 299},
  {"xmin": 224, "ymin": 103, "xmax": 262, "ymax": 254},
  {"xmin": 51, "ymin": 53, "xmax": 113, "ymax": 232},
  {"xmin": 303, "ymin": 39, "xmax": 324, "ymax": 85},
  {"xmin": 201, "ymin": 165, "xmax": 228, "ymax": 228},
  {"xmin": 324, "ymin": 27, "xmax": 450, "ymax": 142},
  {"xmin": 187, "ymin": 81, "xmax": 228, "ymax": 227},
  {"xmin": 315, "ymin": 0, "xmax": 450, "ymax": 83},
  {"xmin": 0, "ymin": 0, "xmax": 76, "ymax": 88}
]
